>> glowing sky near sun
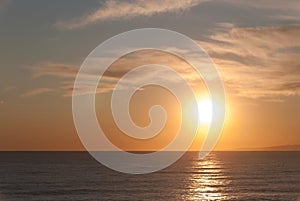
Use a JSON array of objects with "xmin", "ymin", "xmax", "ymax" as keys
[{"xmin": 0, "ymin": 0, "xmax": 299, "ymax": 151}]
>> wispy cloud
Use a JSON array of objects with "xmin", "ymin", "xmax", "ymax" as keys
[
  {"xmin": 30, "ymin": 63, "xmax": 79, "ymax": 79},
  {"xmin": 27, "ymin": 52, "xmax": 206, "ymax": 97},
  {"xmin": 55, "ymin": 0, "xmax": 207, "ymax": 29},
  {"xmin": 28, "ymin": 63, "xmax": 80, "ymax": 96},
  {"xmin": 22, "ymin": 88, "xmax": 56, "ymax": 97},
  {"xmin": 54, "ymin": 0, "xmax": 300, "ymax": 30},
  {"xmin": 200, "ymin": 24, "xmax": 300, "ymax": 100},
  {"xmin": 27, "ymin": 24, "xmax": 300, "ymax": 101}
]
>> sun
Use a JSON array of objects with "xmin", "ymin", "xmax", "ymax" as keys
[{"xmin": 197, "ymin": 98, "xmax": 213, "ymax": 124}]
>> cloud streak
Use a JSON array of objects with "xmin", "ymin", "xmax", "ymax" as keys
[
  {"xmin": 22, "ymin": 88, "xmax": 56, "ymax": 97},
  {"xmin": 54, "ymin": 0, "xmax": 300, "ymax": 30},
  {"xmin": 55, "ymin": 0, "xmax": 207, "ymax": 29},
  {"xmin": 27, "ymin": 51, "xmax": 206, "ymax": 97},
  {"xmin": 28, "ymin": 24, "xmax": 300, "ymax": 101},
  {"xmin": 200, "ymin": 24, "xmax": 300, "ymax": 100}
]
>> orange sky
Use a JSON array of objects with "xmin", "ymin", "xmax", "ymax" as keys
[{"xmin": 0, "ymin": 0, "xmax": 300, "ymax": 151}]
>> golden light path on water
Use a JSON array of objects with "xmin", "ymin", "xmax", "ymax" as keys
[{"xmin": 182, "ymin": 153, "xmax": 231, "ymax": 200}]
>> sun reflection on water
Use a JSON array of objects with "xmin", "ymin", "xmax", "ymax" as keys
[{"xmin": 183, "ymin": 153, "xmax": 231, "ymax": 201}]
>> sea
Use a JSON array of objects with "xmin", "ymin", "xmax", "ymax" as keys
[{"xmin": 0, "ymin": 151, "xmax": 299, "ymax": 201}]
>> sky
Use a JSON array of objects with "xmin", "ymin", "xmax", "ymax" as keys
[{"xmin": 0, "ymin": 0, "xmax": 300, "ymax": 151}]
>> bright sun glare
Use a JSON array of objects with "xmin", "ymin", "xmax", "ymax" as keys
[{"xmin": 197, "ymin": 98, "xmax": 213, "ymax": 124}]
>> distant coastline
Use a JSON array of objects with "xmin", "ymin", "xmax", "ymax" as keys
[{"xmin": 229, "ymin": 144, "xmax": 300, "ymax": 151}]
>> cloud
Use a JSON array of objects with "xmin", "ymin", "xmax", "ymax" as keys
[
  {"xmin": 199, "ymin": 24, "xmax": 300, "ymax": 100},
  {"xmin": 22, "ymin": 88, "xmax": 56, "ymax": 97},
  {"xmin": 28, "ymin": 62, "xmax": 123, "ymax": 96},
  {"xmin": 54, "ymin": 0, "xmax": 300, "ymax": 30},
  {"xmin": 30, "ymin": 63, "xmax": 79, "ymax": 79},
  {"xmin": 27, "ymin": 25, "xmax": 300, "ymax": 101},
  {"xmin": 27, "ymin": 51, "xmax": 207, "ymax": 97},
  {"xmin": 55, "ymin": 0, "xmax": 207, "ymax": 29}
]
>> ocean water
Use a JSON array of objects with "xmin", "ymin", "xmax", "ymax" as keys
[{"xmin": 0, "ymin": 152, "xmax": 299, "ymax": 201}]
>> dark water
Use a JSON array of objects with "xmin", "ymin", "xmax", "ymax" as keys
[{"xmin": 0, "ymin": 152, "xmax": 299, "ymax": 201}]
